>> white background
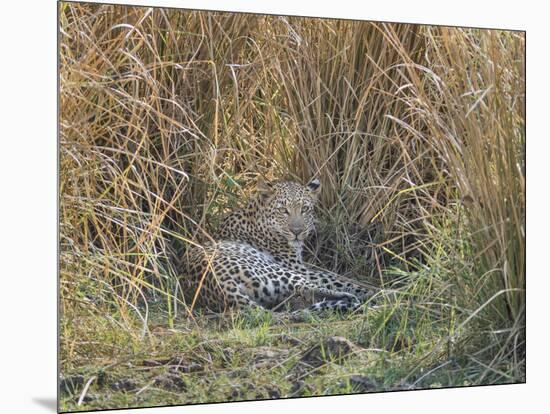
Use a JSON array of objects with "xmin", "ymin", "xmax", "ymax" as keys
[{"xmin": 0, "ymin": 0, "xmax": 546, "ymax": 413}]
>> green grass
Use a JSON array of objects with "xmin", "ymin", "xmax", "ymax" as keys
[
  {"xmin": 59, "ymin": 2, "xmax": 525, "ymax": 411},
  {"xmin": 60, "ymin": 271, "xmax": 521, "ymax": 412}
]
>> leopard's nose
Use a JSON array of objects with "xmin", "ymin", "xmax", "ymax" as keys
[{"xmin": 289, "ymin": 221, "xmax": 304, "ymax": 236}]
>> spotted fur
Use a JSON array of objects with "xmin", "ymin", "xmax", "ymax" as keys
[{"xmin": 182, "ymin": 178, "xmax": 373, "ymax": 313}]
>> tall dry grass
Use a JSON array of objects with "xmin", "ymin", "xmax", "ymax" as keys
[{"xmin": 59, "ymin": 2, "xmax": 524, "ymax": 377}]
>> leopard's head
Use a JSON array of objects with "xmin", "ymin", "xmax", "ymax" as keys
[{"xmin": 256, "ymin": 178, "xmax": 321, "ymax": 247}]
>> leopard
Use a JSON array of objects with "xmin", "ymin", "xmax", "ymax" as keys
[{"xmin": 182, "ymin": 177, "xmax": 374, "ymax": 314}]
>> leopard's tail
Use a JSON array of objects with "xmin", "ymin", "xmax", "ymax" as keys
[{"xmin": 296, "ymin": 297, "xmax": 362, "ymax": 314}]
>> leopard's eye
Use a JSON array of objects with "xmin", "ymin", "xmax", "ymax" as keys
[
  {"xmin": 301, "ymin": 205, "xmax": 310, "ymax": 213},
  {"xmin": 278, "ymin": 206, "xmax": 289, "ymax": 215}
]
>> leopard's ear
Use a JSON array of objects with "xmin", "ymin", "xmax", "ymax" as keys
[
  {"xmin": 306, "ymin": 178, "xmax": 321, "ymax": 197},
  {"xmin": 256, "ymin": 177, "xmax": 275, "ymax": 198}
]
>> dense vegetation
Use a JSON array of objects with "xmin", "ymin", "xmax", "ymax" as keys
[{"xmin": 59, "ymin": 2, "xmax": 525, "ymax": 411}]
